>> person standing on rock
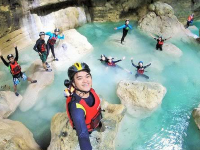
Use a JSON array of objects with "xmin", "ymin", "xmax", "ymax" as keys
[
  {"xmin": 186, "ymin": 13, "xmax": 194, "ymax": 28},
  {"xmin": 0, "ymin": 44, "xmax": 37, "ymax": 96},
  {"xmin": 150, "ymin": 34, "xmax": 171, "ymax": 51},
  {"xmin": 65, "ymin": 62, "xmax": 102, "ymax": 150},
  {"xmin": 131, "ymin": 58, "xmax": 151, "ymax": 79},
  {"xmin": 46, "ymin": 28, "xmax": 65, "ymax": 61},
  {"xmin": 114, "ymin": 19, "xmax": 133, "ymax": 44},
  {"xmin": 33, "ymin": 32, "xmax": 52, "ymax": 72}
]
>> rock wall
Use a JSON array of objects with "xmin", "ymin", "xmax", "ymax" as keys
[
  {"xmin": 192, "ymin": 104, "xmax": 200, "ymax": 130},
  {"xmin": 0, "ymin": 0, "xmax": 90, "ymax": 56}
]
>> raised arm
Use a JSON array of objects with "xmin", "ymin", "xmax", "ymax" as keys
[
  {"xmin": 58, "ymin": 34, "xmax": 65, "ymax": 39},
  {"xmin": 45, "ymin": 32, "xmax": 53, "ymax": 37},
  {"xmin": 14, "ymin": 45, "xmax": 18, "ymax": 61},
  {"xmin": 144, "ymin": 63, "xmax": 151, "ymax": 69},
  {"xmin": 0, "ymin": 55, "xmax": 9, "ymax": 67},
  {"xmin": 131, "ymin": 59, "xmax": 137, "ymax": 68}
]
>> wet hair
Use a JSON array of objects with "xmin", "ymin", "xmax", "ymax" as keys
[{"xmin": 125, "ymin": 19, "xmax": 129, "ymax": 24}]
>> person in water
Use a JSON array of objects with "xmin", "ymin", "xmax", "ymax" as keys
[
  {"xmin": 186, "ymin": 13, "xmax": 194, "ymax": 28},
  {"xmin": 131, "ymin": 58, "xmax": 151, "ymax": 79},
  {"xmin": 65, "ymin": 62, "xmax": 102, "ymax": 150},
  {"xmin": 99, "ymin": 54, "xmax": 109, "ymax": 63},
  {"xmin": 33, "ymin": 32, "xmax": 52, "ymax": 72},
  {"xmin": 0, "ymin": 44, "xmax": 37, "ymax": 96},
  {"xmin": 107, "ymin": 56, "xmax": 125, "ymax": 66},
  {"xmin": 114, "ymin": 19, "xmax": 133, "ymax": 44},
  {"xmin": 46, "ymin": 28, "xmax": 65, "ymax": 61},
  {"xmin": 150, "ymin": 34, "xmax": 171, "ymax": 51}
]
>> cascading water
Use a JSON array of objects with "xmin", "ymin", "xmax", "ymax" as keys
[{"xmin": 0, "ymin": 20, "xmax": 200, "ymax": 149}]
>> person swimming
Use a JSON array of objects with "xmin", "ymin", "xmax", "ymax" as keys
[{"xmin": 131, "ymin": 58, "xmax": 151, "ymax": 79}]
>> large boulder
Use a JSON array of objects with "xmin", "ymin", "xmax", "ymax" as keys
[
  {"xmin": 138, "ymin": 2, "xmax": 193, "ymax": 39},
  {"xmin": 47, "ymin": 100, "xmax": 126, "ymax": 150},
  {"xmin": 162, "ymin": 43, "xmax": 183, "ymax": 58},
  {"xmin": 117, "ymin": 80, "xmax": 167, "ymax": 117},
  {"xmin": 0, "ymin": 91, "xmax": 23, "ymax": 119},
  {"xmin": 192, "ymin": 104, "xmax": 200, "ymax": 130},
  {"xmin": 51, "ymin": 29, "xmax": 93, "ymax": 70},
  {"xmin": 0, "ymin": 119, "xmax": 41, "ymax": 150},
  {"xmin": 19, "ymin": 60, "xmax": 54, "ymax": 112}
]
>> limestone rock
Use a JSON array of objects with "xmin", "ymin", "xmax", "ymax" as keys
[
  {"xmin": 162, "ymin": 43, "xmax": 183, "ymax": 57},
  {"xmin": 0, "ymin": 119, "xmax": 41, "ymax": 150},
  {"xmin": 192, "ymin": 104, "xmax": 200, "ymax": 130},
  {"xmin": 117, "ymin": 80, "xmax": 167, "ymax": 117},
  {"xmin": 47, "ymin": 100, "xmax": 126, "ymax": 150},
  {"xmin": 0, "ymin": 91, "xmax": 23, "ymax": 119},
  {"xmin": 51, "ymin": 29, "xmax": 93, "ymax": 70},
  {"xmin": 19, "ymin": 60, "xmax": 54, "ymax": 112},
  {"xmin": 138, "ymin": 2, "xmax": 190, "ymax": 39}
]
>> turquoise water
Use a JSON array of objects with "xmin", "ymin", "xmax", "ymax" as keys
[{"xmin": 0, "ymin": 21, "xmax": 200, "ymax": 149}]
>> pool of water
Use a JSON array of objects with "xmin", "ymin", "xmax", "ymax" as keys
[{"xmin": 0, "ymin": 21, "xmax": 200, "ymax": 149}]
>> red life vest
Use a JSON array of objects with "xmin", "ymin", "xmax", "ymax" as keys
[
  {"xmin": 48, "ymin": 36, "xmax": 58, "ymax": 45},
  {"xmin": 41, "ymin": 43, "xmax": 46, "ymax": 52},
  {"xmin": 107, "ymin": 62, "xmax": 116, "ymax": 66},
  {"xmin": 10, "ymin": 61, "xmax": 21, "ymax": 75},
  {"xmin": 188, "ymin": 16, "xmax": 193, "ymax": 21},
  {"xmin": 158, "ymin": 40, "xmax": 164, "ymax": 45},
  {"xmin": 137, "ymin": 68, "xmax": 144, "ymax": 74},
  {"xmin": 66, "ymin": 88, "xmax": 102, "ymax": 132}
]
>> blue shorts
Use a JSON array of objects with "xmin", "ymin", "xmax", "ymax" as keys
[{"xmin": 13, "ymin": 73, "xmax": 27, "ymax": 85}]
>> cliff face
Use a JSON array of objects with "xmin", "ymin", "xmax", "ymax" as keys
[{"xmin": 0, "ymin": 0, "xmax": 200, "ymax": 52}]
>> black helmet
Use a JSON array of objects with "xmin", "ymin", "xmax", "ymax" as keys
[
  {"xmin": 39, "ymin": 32, "xmax": 45, "ymax": 36},
  {"xmin": 68, "ymin": 62, "xmax": 90, "ymax": 81},
  {"xmin": 7, "ymin": 54, "xmax": 14, "ymax": 60},
  {"xmin": 54, "ymin": 28, "xmax": 60, "ymax": 32}
]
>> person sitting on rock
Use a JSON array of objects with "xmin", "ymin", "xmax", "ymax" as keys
[
  {"xmin": 46, "ymin": 28, "xmax": 65, "ymax": 61},
  {"xmin": 186, "ymin": 13, "xmax": 194, "ymax": 28},
  {"xmin": 65, "ymin": 62, "xmax": 102, "ymax": 150},
  {"xmin": 107, "ymin": 56, "xmax": 126, "ymax": 66},
  {"xmin": 114, "ymin": 19, "xmax": 133, "ymax": 44},
  {"xmin": 0, "ymin": 44, "xmax": 37, "ymax": 96},
  {"xmin": 131, "ymin": 58, "xmax": 151, "ymax": 79},
  {"xmin": 33, "ymin": 32, "xmax": 52, "ymax": 72},
  {"xmin": 150, "ymin": 34, "xmax": 171, "ymax": 51}
]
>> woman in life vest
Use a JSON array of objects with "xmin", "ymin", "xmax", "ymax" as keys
[
  {"xmin": 150, "ymin": 34, "xmax": 171, "ymax": 51},
  {"xmin": 65, "ymin": 62, "xmax": 102, "ymax": 150},
  {"xmin": 186, "ymin": 13, "xmax": 194, "ymax": 28},
  {"xmin": 114, "ymin": 19, "xmax": 133, "ymax": 44},
  {"xmin": 131, "ymin": 58, "xmax": 151, "ymax": 79},
  {"xmin": 45, "ymin": 28, "xmax": 65, "ymax": 61},
  {"xmin": 107, "ymin": 56, "xmax": 126, "ymax": 66},
  {"xmin": 0, "ymin": 44, "xmax": 37, "ymax": 96},
  {"xmin": 33, "ymin": 32, "xmax": 52, "ymax": 72}
]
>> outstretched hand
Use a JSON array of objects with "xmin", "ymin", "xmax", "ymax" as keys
[
  {"xmin": 122, "ymin": 56, "xmax": 126, "ymax": 60},
  {"xmin": 131, "ymin": 57, "xmax": 133, "ymax": 60},
  {"xmin": 114, "ymin": 27, "xmax": 117, "ymax": 30},
  {"xmin": 0, "ymin": 50, "xmax": 2, "ymax": 57}
]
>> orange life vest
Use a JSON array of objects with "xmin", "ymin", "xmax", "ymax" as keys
[
  {"xmin": 10, "ymin": 61, "xmax": 21, "ymax": 75},
  {"xmin": 137, "ymin": 67, "xmax": 144, "ymax": 74},
  {"xmin": 41, "ymin": 43, "xmax": 46, "ymax": 52},
  {"xmin": 48, "ymin": 36, "xmax": 58, "ymax": 45},
  {"xmin": 107, "ymin": 62, "xmax": 116, "ymax": 66},
  {"xmin": 188, "ymin": 16, "xmax": 193, "ymax": 21},
  {"xmin": 66, "ymin": 88, "xmax": 102, "ymax": 132},
  {"xmin": 158, "ymin": 40, "xmax": 164, "ymax": 45}
]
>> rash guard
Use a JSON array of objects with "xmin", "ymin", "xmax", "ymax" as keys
[
  {"xmin": 69, "ymin": 92, "xmax": 95, "ymax": 150},
  {"xmin": 46, "ymin": 32, "xmax": 65, "ymax": 41},
  {"xmin": 117, "ymin": 24, "xmax": 133, "ymax": 30}
]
